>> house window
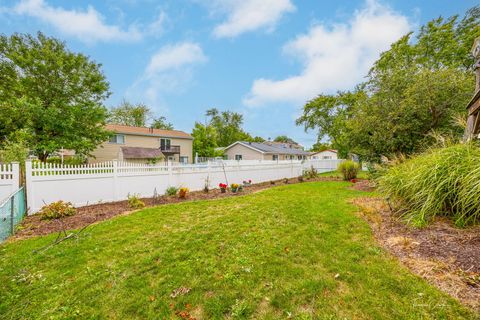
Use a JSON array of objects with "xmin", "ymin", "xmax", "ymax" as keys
[
  {"xmin": 322, "ymin": 156, "xmax": 332, "ymax": 159},
  {"xmin": 179, "ymin": 156, "xmax": 188, "ymax": 164},
  {"xmin": 235, "ymin": 154, "xmax": 243, "ymax": 160},
  {"xmin": 160, "ymin": 138, "xmax": 171, "ymax": 150},
  {"xmin": 109, "ymin": 134, "xmax": 125, "ymax": 144},
  {"xmin": 272, "ymin": 154, "xmax": 279, "ymax": 161}
]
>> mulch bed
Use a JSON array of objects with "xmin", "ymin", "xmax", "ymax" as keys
[
  {"xmin": 15, "ymin": 176, "xmax": 343, "ymax": 239},
  {"xmin": 353, "ymin": 197, "xmax": 480, "ymax": 312}
]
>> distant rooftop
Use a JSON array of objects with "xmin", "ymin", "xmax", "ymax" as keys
[{"xmin": 231, "ymin": 141, "xmax": 310, "ymax": 156}]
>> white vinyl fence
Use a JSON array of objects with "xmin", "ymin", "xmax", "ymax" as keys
[
  {"xmin": 25, "ymin": 159, "xmax": 344, "ymax": 214},
  {"xmin": 0, "ymin": 162, "xmax": 20, "ymax": 203}
]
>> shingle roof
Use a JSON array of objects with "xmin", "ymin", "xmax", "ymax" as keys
[
  {"xmin": 235, "ymin": 141, "xmax": 310, "ymax": 156},
  {"xmin": 121, "ymin": 147, "xmax": 163, "ymax": 159},
  {"xmin": 106, "ymin": 124, "xmax": 193, "ymax": 139}
]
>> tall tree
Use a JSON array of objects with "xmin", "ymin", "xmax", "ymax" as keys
[
  {"xmin": 273, "ymin": 135, "xmax": 298, "ymax": 145},
  {"xmin": 191, "ymin": 122, "xmax": 218, "ymax": 157},
  {"xmin": 151, "ymin": 116, "xmax": 174, "ymax": 130},
  {"xmin": 0, "ymin": 32, "xmax": 111, "ymax": 161},
  {"xmin": 296, "ymin": 6, "xmax": 479, "ymax": 161},
  {"xmin": 206, "ymin": 108, "xmax": 252, "ymax": 146},
  {"xmin": 109, "ymin": 100, "xmax": 152, "ymax": 127}
]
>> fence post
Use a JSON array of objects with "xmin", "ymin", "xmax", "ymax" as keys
[
  {"xmin": 112, "ymin": 160, "xmax": 119, "ymax": 201},
  {"xmin": 25, "ymin": 160, "xmax": 33, "ymax": 214},
  {"xmin": 10, "ymin": 195, "xmax": 14, "ymax": 235},
  {"xmin": 168, "ymin": 160, "xmax": 173, "ymax": 186},
  {"xmin": 11, "ymin": 162, "xmax": 20, "ymax": 191}
]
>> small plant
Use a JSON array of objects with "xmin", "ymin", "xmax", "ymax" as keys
[
  {"xmin": 298, "ymin": 176, "xmax": 304, "ymax": 182},
  {"xmin": 242, "ymin": 179, "xmax": 252, "ymax": 186},
  {"xmin": 178, "ymin": 187, "xmax": 189, "ymax": 199},
  {"xmin": 165, "ymin": 186, "xmax": 178, "ymax": 196},
  {"xmin": 338, "ymin": 160, "xmax": 360, "ymax": 181},
  {"xmin": 152, "ymin": 188, "xmax": 161, "ymax": 204},
  {"xmin": 39, "ymin": 201, "xmax": 76, "ymax": 220},
  {"xmin": 270, "ymin": 181, "xmax": 275, "ymax": 185},
  {"xmin": 219, "ymin": 183, "xmax": 228, "ymax": 193},
  {"xmin": 231, "ymin": 183, "xmax": 240, "ymax": 192},
  {"xmin": 128, "ymin": 194, "xmax": 145, "ymax": 209},
  {"xmin": 303, "ymin": 166, "xmax": 318, "ymax": 179},
  {"xmin": 284, "ymin": 178, "xmax": 289, "ymax": 184}
]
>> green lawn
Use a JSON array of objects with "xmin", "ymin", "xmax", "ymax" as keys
[{"xmin": 0, "ymin": 181, "xmax": 475, "ymax": 319}]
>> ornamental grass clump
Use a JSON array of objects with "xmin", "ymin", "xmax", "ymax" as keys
[
  {"xmin": 378, "ymin": 143, "xmax": 480, "ymax": 227},
  {"xmin": 337, "ymin": 160, "xmax": 360, "ymax": 180}
]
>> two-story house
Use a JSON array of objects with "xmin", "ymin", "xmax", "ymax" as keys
[{"xmin": 89, "ymin": 124, "xmax": 193, "ymax": 164}]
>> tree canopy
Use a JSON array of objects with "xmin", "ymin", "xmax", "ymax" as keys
[
  {"xmin": 273, "ymin": 136, "xmax": 298, "ymax": 145},
  {"xmin": 191, "ymin": 108, "xmax": 266, "ymax": 157},
  {"xmin": 296, "ymin": 6, "xmax": 480, "ymax": 161},
  {"xmin": 108, "ymin": 100, "xmax": 174, "ymax": 130},
  {"xmin": 0, "ymin": 32, "xmax": 111, "ymax": 161}
]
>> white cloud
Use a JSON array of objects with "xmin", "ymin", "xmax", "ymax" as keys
[
  {"xmin": 148, "ymin": 11, "xmax": 168, "ymax": 37},
  {"xmin": 146, "ymin": 42, "xmax": 207, "ymax": 75},
  {"xmin": 244, "ymin": 0, "xmax": 411, "ymax": 106},
  {"xmin": 13, "ymin": 0, "xmax": 142, "ymax": 43},
  {"xmin": 208, "ymin": 0, "xmax": 295, "ymax": 38},
  {"xmin": 127, "ymin": 42, "xmax": 207, "ymax": 112}
]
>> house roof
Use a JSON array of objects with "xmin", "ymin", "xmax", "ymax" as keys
[
  {"xmin": 226, "ymin": 141, "xmax": 310, "ymax": 156},
  {"xmin": 106, "ymin": 124, "xmax": 193, "ymax": 140},
  {"xmin": 311, "ymin": 149, "xmax": 338, "ymax": 155},
  {"xmin": 121, "ymin": 147, "xmax": 163, "ymax": 159}
]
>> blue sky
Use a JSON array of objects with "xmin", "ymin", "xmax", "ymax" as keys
[{"xmin": 1, "ymin": 0, "xmax": 477, "ymax": 147}]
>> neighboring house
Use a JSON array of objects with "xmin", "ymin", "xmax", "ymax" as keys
[
  {"xmin": 310, "ymin": 149, "xmax": 338, "ymax": 160},
  {"xmin": 89, "ymin": 124, "xmax": 193, "ymax": 164},
  {"xmin": 223, "ymin": 141, "xmax": 310, "ymax": 161}
]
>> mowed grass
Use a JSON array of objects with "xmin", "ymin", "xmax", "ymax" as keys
[{"xmin": 0, "ymin": 182, "xmax": 475, "ymax": 319}]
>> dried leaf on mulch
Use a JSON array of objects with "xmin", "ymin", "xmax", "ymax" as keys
[{"xmin": 353, "ymin": 196, "xmax": 480, "ymax": 312}]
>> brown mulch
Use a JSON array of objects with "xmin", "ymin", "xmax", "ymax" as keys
[
  {"xmin": 15, "ymin": 176, "xmax": 343, "ymax": 239},
  {"xmin": 353, "ymin": 197, "xmax": 480, "ymax": 312},
  {"xmin": 349, "ymin": 179, "xmax": 376, "ymax": 192}
]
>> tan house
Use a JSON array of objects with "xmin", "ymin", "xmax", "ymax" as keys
[
  {"xmin": 89, "ymin": 124, "xmax": 193, "ymax": 164},
  {"xmin": 223, "ymin": 141, "xmax": 310, "ymax": 161},
  {"xmin": 310, "ymin": 149, "xmax": 338, "ymax": 160}
]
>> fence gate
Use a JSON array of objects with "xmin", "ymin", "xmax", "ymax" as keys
[{"xmin": 0, "ymin": 187, "xmax": 26, "ymax": 242}]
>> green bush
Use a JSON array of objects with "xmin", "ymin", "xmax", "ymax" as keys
[
  {"xmin": 127, "ymin": 194, "xmax": 145, "ymax": 209},
  {"xmin": 337, "ymin": 160, "xmax": 360, "ymax": 180},
  {"xmin": 39, "ymin": 201, "xmax": 76, "ymax": 220},
  {"xmin": 378, "ymin": 143, "xmax": 480, "ymax": 227},
  {"xmin": 165, "ymin": 186, "xmax": 178, "ymax": 196}
]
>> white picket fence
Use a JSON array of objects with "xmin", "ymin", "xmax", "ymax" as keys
[
  {"xmin": 24, "ymin": 159, "xmax": 344, "ymax": 214},
  {"xmin": 0, "ymin": 163, "xmax": 20, "ymax": 203}
]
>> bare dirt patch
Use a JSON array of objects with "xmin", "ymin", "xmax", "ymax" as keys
[
  {"xmin": 15, "ymin": 176, "xmax": 343, "ymax": 239},
  {"xmin": 353, "ymin": 197, "xmax": 480, "ymax": 312}
]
